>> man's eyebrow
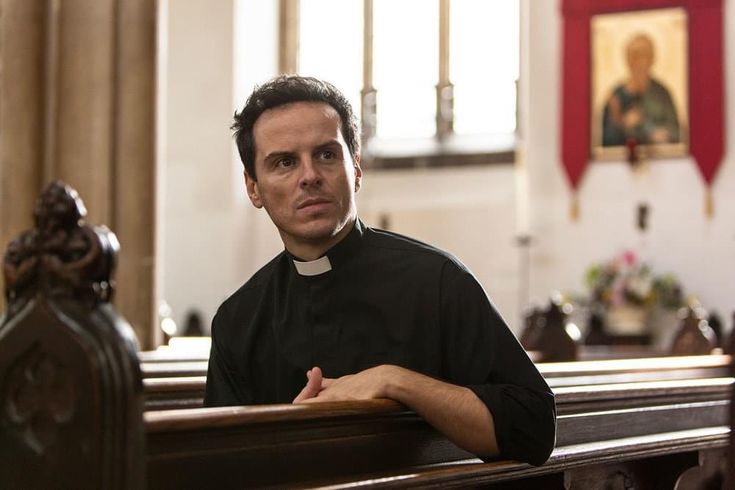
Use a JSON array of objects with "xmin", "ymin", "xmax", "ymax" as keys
[
  {"xmin": 263, "ymin": 150, "xmax": 295, "ymax": 162},
  {"xmin": 314, "ymin": 140, "xmax": 342, "ymax": 151},
  {"xmin": 263, "ymin": 140, "xmax": 342, "ymax": 162}
]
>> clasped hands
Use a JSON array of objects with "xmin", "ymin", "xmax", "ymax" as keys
[
  {"xmin": 292, "ymin": 365, "xmax": 401, "ymax": 404},
  {"xmin": 292, "ymin": 364, "xmax": 500, "ymax": 456}
]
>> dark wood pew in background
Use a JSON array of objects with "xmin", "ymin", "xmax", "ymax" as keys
[
  {"xmin": 138, "ymin": 338, "xmax": 209, "ymax": 364},
  {"xmin": 540, "ymin": 354, "xmax": 731, "ymax": 388},
  {"xmin": 140, "ymin": 360, "xmax": 208, "ymax": 378},
  {"xmin": 138, "ymin": 338, "xmax": 209, "ymax": 378},
  {"xmin": 522, "ymin": 294, "xmax": 725, "ymax": 364},
  {"xmin": 138, "ymin": 334, "xmax": 730, "ymax": 410},
  {"xmin": 139, "ymin": 341, "xmax": 209, "ymax": 409},
  {"xmin": 139, "ymin": 345, "xmax": 732, "ymax": 411},
  {"xmin": 144, "ymin": 376, "xmax": 207, "ymax": 410}
]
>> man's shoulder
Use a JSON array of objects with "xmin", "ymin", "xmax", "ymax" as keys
[{"xmin": 363, "ymin": 226, "xmax": 468, "ymax": 271}]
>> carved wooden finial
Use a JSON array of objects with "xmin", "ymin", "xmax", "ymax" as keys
[
  {"xmin": 1, "ymin": 182, "xmax": 143, "ymax": 489},
  {"xmin": 3, "ymin": 181, "xmax": 119, "ymax": 312}
]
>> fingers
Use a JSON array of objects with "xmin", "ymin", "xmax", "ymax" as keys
[
  {"xmin": 293, "ymin": 366, "xmax": 323, "ymax": 403},
  {"xmin": 299, "ymin": 374, "xmax": 361, "ymax": 404},
  {"xmin": 310, "ymin": 366, "xmax": 323, "ymax": 385},
  {"xmin": 292, "ymin": 374, "xmax": 314, "ymax": 404},
  {"xmin": 300, "ymin": 393, "xmax": 333, "ymax": 404}
]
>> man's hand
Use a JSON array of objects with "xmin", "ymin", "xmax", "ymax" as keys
[
  {"xmin": 295, "ymin": 365, "xmax": 392, "ymax": 404},
  {"xmin": 292, "ymin": 364, "xmax": 499, "ymax": 457},
  {"xmin": 292, "ymin": 366, "xmax": 324, "ymax": 403}
]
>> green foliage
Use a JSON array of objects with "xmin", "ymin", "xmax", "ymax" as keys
[{"xmin": 585, "ymin": 251, "xmax": 683, "ymax": 310}]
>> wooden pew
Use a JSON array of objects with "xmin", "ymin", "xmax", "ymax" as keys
[
  {"xmin": 139, "ymin": 340, "xmax": 209, "ymax": 409},
  {"xmin": 140, "ymin": 360, "xmax": 208, "ymax": 378},
  {"xmin": 138, "ymin": 337, "xmax": 210, "ymax": 364},
  {"xmin": 541, "ymin": 354, "xmax": 731, "ymax": 388},
  {"xmin": 144, "ymin": 376, "xmax": 207, "ymax": 410},
  {"xmin": 2, "ymin": 183, "xmax": 731, "ymax": 488},
  {"xmin": 139, "ymin": 350, "xmax": 732, "ymax": 411}
]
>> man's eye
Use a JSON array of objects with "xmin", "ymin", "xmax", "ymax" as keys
[
  {"xmin": 320, "ymin": 150, "xmax": 336, "ymax": 160},
  {"xmin": 277, "ymin": 157, "xmax": 295, "ymax": 168}
]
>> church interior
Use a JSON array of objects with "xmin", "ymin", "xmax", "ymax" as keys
[{"xmin": 1, "ymin": 0, "xmax": 734, "ymax": 487}]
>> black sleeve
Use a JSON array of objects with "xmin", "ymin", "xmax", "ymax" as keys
[
  {"xmin": 440, "ymin": 261, "xmax": 556, "ymax": 466},
  {"xmin": 203, "ymin": 305, "xmax": 250, "ymax": 407}
]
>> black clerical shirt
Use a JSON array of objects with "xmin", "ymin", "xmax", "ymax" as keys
[{"xmin": 205, "ymin": 219, "xmax": 556, "ymax": 465}]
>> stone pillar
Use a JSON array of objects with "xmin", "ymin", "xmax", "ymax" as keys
[
  {"xmin": 0, "ymin": 0, "xmax": 158, "ymax": 349},
  {"xmin": 0, "ymin": 0, "xmax": 46, "ymax": 312},
  {"xmin": 54, "ymin": 0, "xmax": 116, "ymax": 225},
  {"xmin": 113, "ymin": 0, "xmax": 159, "ymax": 349}
]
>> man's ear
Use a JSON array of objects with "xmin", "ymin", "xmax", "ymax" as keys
[
  {"xmin": 353, "ymin": 155, "xmax": 363, "ymax": 193},
  {"xmin": 244, "ymin": 171, "xmax": 263, "ymax": 208}
]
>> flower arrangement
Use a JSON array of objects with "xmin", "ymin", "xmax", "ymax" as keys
[{"xmin": 585, "ymin": 250, "xmax": 683, "ymax": 310}]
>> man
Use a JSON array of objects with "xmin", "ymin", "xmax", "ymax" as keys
[
  {"xmin": 602, "ymin": 33, "xmax": 681, "ymax": 147},
  {"xmin": 204, "ymin": 76, "xmax": 555, "ymax": 466}
]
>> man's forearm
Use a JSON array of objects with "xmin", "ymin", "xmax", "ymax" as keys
[
  {"xmin": 385, "ymin": 366, "xmax": 499, "ymax": 457},
  {"xmin": 295, "ymin": 364, "xmax": 499, "ymax": 457}
]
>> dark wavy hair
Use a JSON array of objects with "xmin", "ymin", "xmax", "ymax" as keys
[{"xmin": 232, "ymin": 75, "xmax": 360, "ymax": 180}]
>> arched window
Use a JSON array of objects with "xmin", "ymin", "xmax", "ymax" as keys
[{"xmin": 281, "ymin": 0, "xmax": 519, "ymax": 167}]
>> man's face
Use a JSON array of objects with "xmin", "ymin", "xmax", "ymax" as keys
[{"xmin": 246, "ymin": 101, "xmax": 362, "ymax": 258}]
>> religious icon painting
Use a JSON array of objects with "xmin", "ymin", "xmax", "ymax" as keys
[
  {"xmin": 591, "ymin": 8, "xmax": 689, "ymax": 161},
  {"xmin": 561, "ymin": 0, "xmax": 724, "ymax": 217}
]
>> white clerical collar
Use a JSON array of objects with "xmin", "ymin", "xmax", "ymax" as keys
[{"xmin": 293, "ymin": 255, "xmax": 332, "ymax": 276}]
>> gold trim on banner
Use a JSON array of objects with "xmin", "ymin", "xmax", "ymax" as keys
[
  {"xmin": 705, "ymin": 188, "xmax": 714, "ymax": 219},
  {"xmin": 570, "ymin": 193, "xmax": 580, "ymax": 221}
]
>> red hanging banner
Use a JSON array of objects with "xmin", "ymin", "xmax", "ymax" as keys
[
  {"xmin": 560, "ymin": 0, "xmax": 724, "ymax": 214},
  {"xmin": 688, "ymin": 3, "xmax": 725, "ymax": 187}
]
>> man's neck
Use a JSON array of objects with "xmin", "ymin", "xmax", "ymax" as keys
[{"xmin": 283, "ymin": 218, "xmax": 357, "ymax": 261}]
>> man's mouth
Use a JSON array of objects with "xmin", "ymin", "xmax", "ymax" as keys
[{"xmin": 297, "ymin": 198, "xmax": 331, "ymax": 210}]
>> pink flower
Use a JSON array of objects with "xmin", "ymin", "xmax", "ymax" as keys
[{"xmin": 622, "ymin": 250, "xmax": 637, "ymax": 266}]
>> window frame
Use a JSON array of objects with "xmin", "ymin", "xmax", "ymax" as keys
[{"xmin": 278, "ymin": 0, "xmax": 518, "ymax": 169}]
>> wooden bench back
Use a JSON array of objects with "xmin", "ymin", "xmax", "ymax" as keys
[{"xmin": 0, "ymin": 182, "xmax": 144, "ymax": 489}]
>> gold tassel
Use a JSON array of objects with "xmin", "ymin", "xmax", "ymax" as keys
[
  {"xmin": 704, "ymin": 188, "xmax": 714, "ymax": 218},
  {"xmin": 570, "ymin": 193, "xmax": 579, "ymax": 221}
]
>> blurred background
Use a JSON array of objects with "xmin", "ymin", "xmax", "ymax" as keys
[
  {"xmin": 1, "ymin": 0, "xmax": 733, "ymax": 350},
  {"xmin": 162, "ymin": 0, "xmax": 734, "ymax": 342}
]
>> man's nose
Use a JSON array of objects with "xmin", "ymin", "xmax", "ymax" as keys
[{"xmin": 299, "ymin": 158, "xmax": 321, "ymax": 187}]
